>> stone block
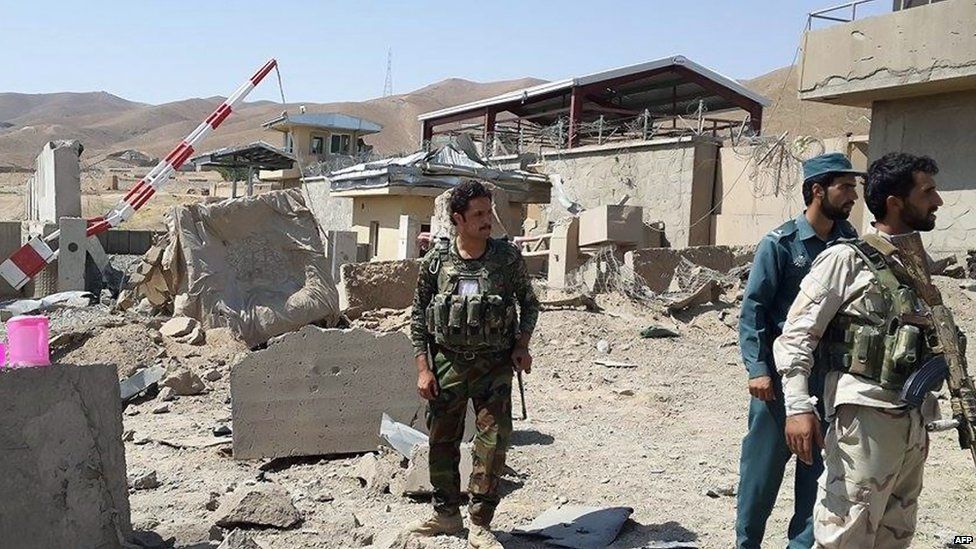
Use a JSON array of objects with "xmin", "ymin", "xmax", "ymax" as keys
[
  {"xmin": 27, "ymin": 140, "xmax": 82, "ymax": 223},
  {"xmin": 339, "ymin": 259, "xmax": 420, "ymax": 320},
  {"xmin": 231, "ymin": 327, "xmax": 423, "ymax": 459},
  {"xmin": 547, "ymin": 218, "xmax": 580, "ymax": 289},
  {"xmin": 57, "ymin": 217, "xmax": 87, "ymax": 292},
  {"xmin": 0, "ymin": 364, "xmax": 131, "ymax": 547},
  {"xmin": 579, "ymin": 205, "xmax": 645, "ymax": 247},
  {"xmin": 397, "ymin": 215, "xmax": 421, "ymax": 259},
  {"xmin": 0, "ymin": 221, "xmax": 22, "ymax": 299},
  {"xmin": 327, "ymin": 230, "xmax": 358, "ymax": 283}
]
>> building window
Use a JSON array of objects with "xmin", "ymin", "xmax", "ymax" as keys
[
  {"xmin": 283, "ymin": 132, "xmax": 294, "ymax": 153},
  {"xmin": 368, "ymin": 221, "xmax": 380, "ymax": 259},
  {"xmin": 330, "ymin": 134, "xmax": 352, "ymax": 155},
  {"xmin": 310, "ymin": 136, "xmax": 324, "ymax": 155}
]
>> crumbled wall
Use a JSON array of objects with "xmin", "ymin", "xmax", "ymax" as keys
[{"xmin": 339, "ymin": 259, "xmax": 420, "ymax": 319}]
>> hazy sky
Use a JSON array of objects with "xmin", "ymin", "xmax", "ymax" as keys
[{"xmin": 1, "ymin": 0, "xmax": 889, "ymax": 105}]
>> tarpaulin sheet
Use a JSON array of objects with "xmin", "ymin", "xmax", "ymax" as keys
[{"xmin": 166, "ymin": 188, "xmax": 338, "ymax": 347}]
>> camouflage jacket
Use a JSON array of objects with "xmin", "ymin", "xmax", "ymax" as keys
[{"xmin": 410, "ymin": 237, "xmax": 539, "ymax": 356}]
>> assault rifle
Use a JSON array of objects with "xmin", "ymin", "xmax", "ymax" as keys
[{"xmin": 872, "ymin": 233, "xmax": 976, "ymax": 469}]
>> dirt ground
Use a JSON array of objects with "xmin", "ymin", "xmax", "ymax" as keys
[{"xmin": 31, "ymin": 275, "xmax": 974, "ymax": 549}]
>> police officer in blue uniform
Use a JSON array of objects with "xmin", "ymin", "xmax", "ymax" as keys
[{"xmin": 735, "ymin": 153, "xmax": 863, "ymax": 548}]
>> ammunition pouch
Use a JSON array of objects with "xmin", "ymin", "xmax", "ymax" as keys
[
  {"xmin": 427, "ymin": 292, "xmax": 515, "ymax": 351},
  {"xmin": 820, "ymin": 239, "xmax": 936, "ymax": 391}
]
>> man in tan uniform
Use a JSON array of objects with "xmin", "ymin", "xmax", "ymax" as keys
[{"xmin": 773, "ymin": 152, "xmax": 949, "ymax": 548}]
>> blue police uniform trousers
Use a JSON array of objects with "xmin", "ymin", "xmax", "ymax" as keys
[{"xmin": 735, "ymin": 371, "xmax": 826, "ymax": 549}]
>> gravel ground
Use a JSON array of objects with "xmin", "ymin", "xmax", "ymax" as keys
[{"xmin": 6, "ymin": 277, "xmax": 975, "ymax": 548}]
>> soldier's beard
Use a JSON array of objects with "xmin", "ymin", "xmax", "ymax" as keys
[
  {"xmin": 902, "ymin": 202, "xmax": 937, "ymax": 232},
  {"xmin": 821, "ymin": 197, "xmax": 853, "ymax": 221}
]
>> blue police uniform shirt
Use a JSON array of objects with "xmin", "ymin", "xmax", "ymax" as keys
[{"xmin": 738, "ymin": 212, "xmax": 858, "ymax": 379}]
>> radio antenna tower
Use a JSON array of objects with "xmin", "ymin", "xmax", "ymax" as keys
[{"xmin": 383, "ymin": 48, "xmax": 393, "ymax": 97}]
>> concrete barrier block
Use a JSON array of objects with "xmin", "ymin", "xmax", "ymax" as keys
[
  {"xmin": 0, "ymin": 364, "xmax": 131, "ymax": 548},
  {"xmin": 231, "ymin": 327, "xmax": 423, "ymax": 460}
]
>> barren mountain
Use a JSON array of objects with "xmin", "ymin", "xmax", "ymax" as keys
[
  {"xmin": 0, "ymin": 78, "xmax": 544, "ymax": 168},
  {"xmin": 0, "ymin": 65, "xmax": 871, "ymax": 169},
  {"xmin": 740, "ymin": 65, "xmax": 871, "ymax": 139}
]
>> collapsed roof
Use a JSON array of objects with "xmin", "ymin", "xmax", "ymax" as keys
[{"xmin": 326, "ymin": 141, "xmax": 551, "ymax": 203}]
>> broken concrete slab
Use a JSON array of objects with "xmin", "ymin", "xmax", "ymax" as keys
[
  {"xmin": 231, "ymin": 327, "xmax": 422, "ymax": 459},
  {"xmin": 144, "ymin": 189, "xmax": 340, "ymax": 347},
  {"xmin": 513, "ymin": 505, "xmax": 634, "ymax": 549},
  {"xmin": 214, "ymin": 485, "xmax": 301, "ymax": 530},
  {"xmin": 0, "ymin": 363, "xmax": 131, "ymax": 547}
]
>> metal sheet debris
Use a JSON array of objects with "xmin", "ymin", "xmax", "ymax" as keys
[
  {"xmin": 379, "ymin": 413, "xmax": 428, "ymax": 459},
  {"xmin": 513, "ymin": 505, "xmax": 634, "ymax": 548},
  {"xmin": 119, "ymin": 366, "xmax": 166, "ymax": 402}
]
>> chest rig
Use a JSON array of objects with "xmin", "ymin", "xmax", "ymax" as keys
[
  {"xmin": 820, "ymin": 236, "xmax": 938, "ymax": 390},
  {"xmin": 425, "ymin": 238, "xmax": 516, "ymax": 352}
]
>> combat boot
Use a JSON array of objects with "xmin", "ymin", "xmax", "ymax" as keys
[
  {"xmin": 467, "ymin": 524, "xmax": 503, "ymax": 548},
  {"xmin": 407, "ymin": 510, "xmax": 464, "ymax": 536}
]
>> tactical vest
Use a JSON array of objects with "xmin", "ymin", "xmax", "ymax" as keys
[
  {"xmin": 425, "ymin": 238, "xmax": 517, "ymax": 352},
  {"xmin": 820, "ymin": 238, "xmax": 937, "ymax": 390}
]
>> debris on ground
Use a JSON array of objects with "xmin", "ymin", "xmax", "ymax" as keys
[
  {"xmin": 214, "ymin": 485, "xmax": 302, "ymax": 530},
  {"xmin": 513, "ymin": 505, "xmax": 634, "ymax": 548},
  {"xmin": 126, "ymin": 189, "xmax": 340, "ymax": 347},
  {"xmin": 131, "ymin": 470, "xmax": 161, "ymax": 491},
  {"xmin": 120, "ymin": 366, "xmax": 166, "ymax": 402},
  {"xmin": 594, "ymin": 359, "xmax": 637, "ymax": 369},
  {"xmin": 640, "ymin": 325, "xmax": 681, "ymax": 338}
]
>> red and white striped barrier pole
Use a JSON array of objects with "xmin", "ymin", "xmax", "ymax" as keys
[{"xmin": 0, "ymin": 59, "xmax": 279, "ymax": 290}]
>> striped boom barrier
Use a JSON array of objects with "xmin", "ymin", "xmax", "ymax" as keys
[{"xmin": 0, "ymin": 59, "xmax": 279, "ymax": 290}]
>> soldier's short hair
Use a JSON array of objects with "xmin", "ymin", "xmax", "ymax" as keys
[
  {"xmin": 802, "ymin": 172, "xmax": 844, "ymax": 206},
  {"xmin": 449, "ymin": 180, "xmax": 492, "ymax": 225},
  {"xmin": 865, "ymin": 153, "xmax": 939, "ymax": 220}
]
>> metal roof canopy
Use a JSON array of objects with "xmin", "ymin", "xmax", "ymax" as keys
[
  {"xmin": 262, "ymin": 112, "xmax": 383, "ymax": 134},
  {"xmin": 190, "ymin": 141, "xmax": 295, "ymax": 170},
  {"xmin": 418, "ymin": 55, "xmax": 771, "ymax": 146}
]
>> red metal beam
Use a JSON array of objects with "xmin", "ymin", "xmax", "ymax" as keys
[
  {"xmin": 671, "ymin": 65, "xmax": 764, "ymax": 133},
  {"xmin": 583, "ymin": 94, "xmax": 639, "ymax": 116},
  {"xmin": 483, "ymin": 108, "xmax": 497, "ymax": 151},
  {"xmin": 577, "ymin": 65, "xmax": 675, "ymax": 96}
]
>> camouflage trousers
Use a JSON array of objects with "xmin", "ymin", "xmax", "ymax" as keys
[
  {"xmin": 813, "ymin": 404, "xmax": 928, "ymax": 548},
  {"xmin": 427, "ymin": 347, "xmax": 513, "ymax": 526}
]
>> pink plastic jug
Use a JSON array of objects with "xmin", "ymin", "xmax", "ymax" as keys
[{"xmin": 6, "ymin": 315, "xmax": 50, "ymax": 367}]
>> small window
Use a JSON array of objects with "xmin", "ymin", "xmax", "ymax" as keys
[
  {"xmin": 330, "ymin": 134, "xmax": 351, "ymax": 155},
  {"xmin": 368, "ymin": 221, "xmax": 380, "ymax": 259},
  {"xmin": 310, "ymin": 136, "xmax": 324, "ymax": 155},
  {"xmin": 283, "ymin": 132, "xmax": 294, "ymax": 153}
]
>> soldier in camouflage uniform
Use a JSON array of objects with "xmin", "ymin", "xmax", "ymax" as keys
[
  {"xmin": 774, "ymin": 153, "xmax": 949, "ymax": 548},
  {"xmin": 406, "ymin": 180, "xmax": 539, "ymax": 548}
]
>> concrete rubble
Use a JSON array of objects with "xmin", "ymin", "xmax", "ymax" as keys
[
  {"xmin": 214, "ymin": 485, "xmax": 302, "ymax": 530},
  {"xmin": 125, "ymin": 189, "xmax": 340, "ymax": 347},
  {"xmin": 230, "ymin": 327, "xmax": 422, "ymax": 459}
]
